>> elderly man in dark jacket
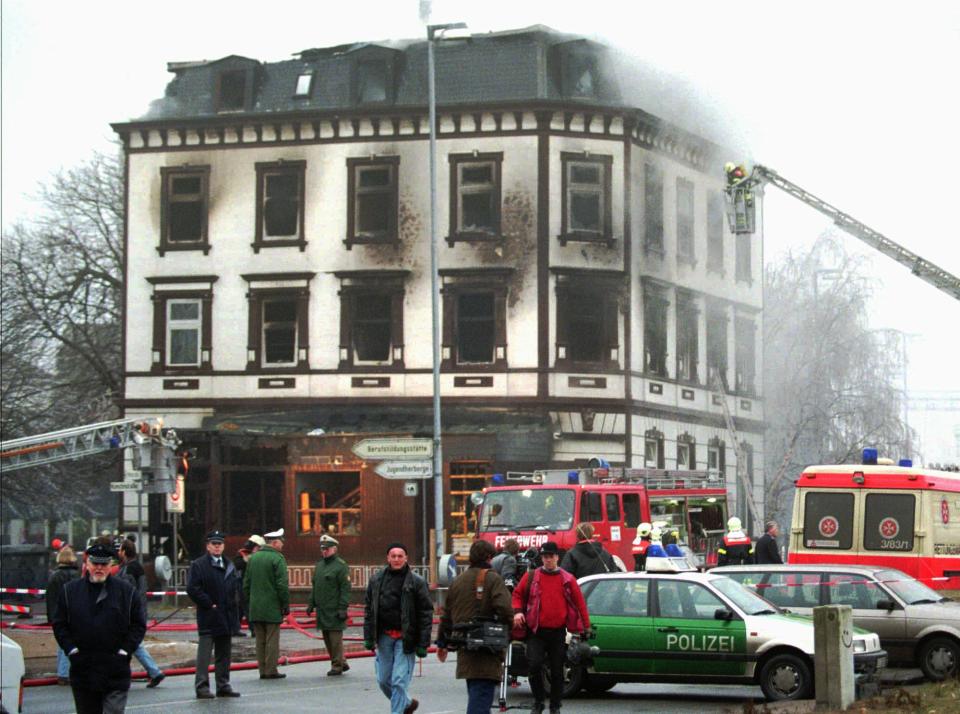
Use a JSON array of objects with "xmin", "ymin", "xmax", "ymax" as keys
[
  {"xmin": 187, "ymin": 529, "xmax": 242, "ymax": 699},
  {"xmin": 560, "ymin": 522, "xmax": 620, "ymax": 578},
  {"xmin": 53, "ymin": 543, "xmax": 146, "ymax": 714},
  {"xmin": 436, "ymin": 540, "xmax": 513, "ymax": 714},
  {"xmin": 364, "ymin": 542, "xmax": 433, "ymax": 714}
]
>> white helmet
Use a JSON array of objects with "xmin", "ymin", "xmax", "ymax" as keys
[
  {"xmin": 637, "ymin": 522, "xmax": 652, "ymax": 537},
  {"xmin": 727, "ymin": 516, "xmax": 742, "ymax": 531},
  {"xmin": 650, "ymin": 526, "xmax": 663, "ymax": 542}
]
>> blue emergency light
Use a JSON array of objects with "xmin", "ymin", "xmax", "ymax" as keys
[
  {"xmin": 862, "ymin": 448, "xmax": 878, "ymax": 465},
  {"xmin": 898, "ymin": 459, "xmax": 913, "ymax": 467},
  {"xmin": 492, "ymin": 473, "xmax": 505, "ymax": 485},
  {"xmin": 567, "ymin": 471, "xmax": 580, "ymax": 485}
]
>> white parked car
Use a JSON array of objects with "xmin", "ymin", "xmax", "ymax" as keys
[{"xmin": 0, "ymin": 633, "xmax": 25, "ymax": 714}]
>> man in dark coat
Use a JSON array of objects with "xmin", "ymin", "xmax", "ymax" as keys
[
  {"xmin": 306, "ymin": 534, "xmax": 351, "ymax": 676},
  {"xmin": 560, "ymin": 522, "xmax": 620, "ymax": 578},
  {"xmin": 364, "ymin": 542, "xmax": 433, "ymax": 714},
  {"xmin": 436, "ymin": 540, "xmax": 513, "ymax": 714},
  {"xmin": 53, "ymin": 543, "xmax": 146, "ymax": 714},
  {"xmin": 187, "ymin": 529, "xmax": 242, "ymax": 699},
  {"xmin": 755, "ymin": 521, "xmax": 783, "ymax": 564}
]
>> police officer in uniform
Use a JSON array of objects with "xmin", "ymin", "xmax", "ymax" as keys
[{"xmin": 717, "ymin": 517, "xmax": 754, "ymax": 566}]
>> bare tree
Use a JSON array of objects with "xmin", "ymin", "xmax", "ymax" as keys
[
  {"xmin": 763, "ymin": 233, "xmax": 912, "ymax": 524},
  {"xmin": 1, "ymin": 149, "xmax": 124, "ymax": 516}
]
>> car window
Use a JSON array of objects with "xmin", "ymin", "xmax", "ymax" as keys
[
  {"xmin": 711, "ymin": 575, "xmax": 780, "ymax": 615},
  {"xmin": 657, "ymin": 580, "xmax": 726, "ymax": 619},
  {"xmin": 829, "ymin": 573, "xmax": 886, "ymax": 609},
  {"xmin": 586, "ymin": 578, "xmax": 649, "ymax": 616},
  {"xmin": 876, "ymin": 569, "xmax": 943, "ymax": 604},
  {"xmin": 755, "ymin": 572, "xmax": 821, "ymax": 608}
]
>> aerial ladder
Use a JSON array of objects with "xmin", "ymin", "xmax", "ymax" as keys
[
  {"xmin": 0, "ymin": 417, "xmax": 181, "ymax": 493},
  {"xmin": 725, "ymin": 163, "xmax": 960, "ymax": 300}
]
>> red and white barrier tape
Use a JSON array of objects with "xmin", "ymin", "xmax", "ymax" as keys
[
  {"xmin": 1, "ymin": 604, "xmax": 31, "ymax": 614},
  {"xmin": 0, "ymin": 587, "xmax": 189, "ymax": 596}
]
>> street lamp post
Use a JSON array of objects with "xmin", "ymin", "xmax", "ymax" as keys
[{"xmin": 427, "ymin": 21, "xmax": 467, "ymax": 566}]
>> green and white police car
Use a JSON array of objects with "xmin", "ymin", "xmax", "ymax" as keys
[{"xmin": 567, "ymin": 569, "xmax": 887, "ymax": 701}]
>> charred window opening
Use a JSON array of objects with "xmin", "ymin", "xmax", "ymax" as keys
[
  {"xmin": 734, "ymin": 316, "xmax": 756, "ymax": 394},
  {"xmin": 707, "ymin": 191, "xmax": 724, "ymax": 273},
  {"xmin": 644, "ymin": 288, "xmax": 668, "ymax": 377},
  {"xmin": 457, "ymin": 293, "xmax": 495, "ymax": 364},
  {"xmin": 357, "ymin": 60, "xmax": 388, "ymax": 103},
  {"xmin": 707, "ymin": 306, "xmax": 728, "ymax": 383},
  {"xmin": 644, "ymin": 428, "xmax": 664, "ymax": 469},
  {"xmin": 676, "ymin": 178, "xmax": 695, "ymax": 263},
  {"xmin": 160, "ymin": 167, "xmax": 209, "ymax": 253},
  {"xmin": 555, "ymin": 274, "xmax": 619, "ymax": 367},
  {"xmin": 296, "ymin": 472, "xmax": 361, "ymax": 536},
  {"xmin": 167, "ymin": 299, "xmax": 201, "ymax": 367},
  {"xmin": 677, "ymin": 433, "xmax": 696, "ymax": 470},
  {"xmin": 448, "ymin": 153, "xmax": 503, "ymax": 243},
  {"xmin": 218, "ymin": 69, "xmax": 247, "ymax": 111},
  {"xmin": 263, "ymin": 298, "xmax": 298, "ymax": 366},
  {"xmin": 676, "ymin": 296, "xmax": 699, "ymax": 382},
  {"xmin": 223, "ymin": 471, "xmax": 283, "ymax": 535},
  {"xmin": 559, "ymin": 153, "xmax": 612, "ymax": 245},
  {"xmin": 255, "ymin": 161, "xmax": 306, "ymax": 251},
  {"xmin": 353, "ymin": 293, "xmax": 392, "ymax": 363},
  {"xmin": 735, "ymin": 233, "xmax": 752, "ymax": 282},
  {"xmin": 569, "ymin": 53, "xmax": 598, "ymax": 97},
  {"xmin": 450, "ymin": 461, "xmax": 490, "ymax": 536},
  {"xmin": 346, "ymin": 157, "xmax": 399, "ymax": 246},
  {"xmin": 568, "ymin": 293, "xmax": 604, "ymax": 363},
  {"xmin": 644, "ymin": 163, "xmax": 664, "ymax": 253}
]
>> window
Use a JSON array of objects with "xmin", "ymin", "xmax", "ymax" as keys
[
  {"xmin": 580, "ymin": 491, "xmax": 603, "ymax": 522},
  {"xmin": 566, "ymin": 51, "xmax": 599, "ymax": 98},
  {"xmin": 706, "ymin": 306, "xmax": 728, "ymax": 384},
  {"xmin": 656, "ymin": 580, "xmax": 727, "ymax": 620},
  {"xmin": 734, "ymin": 316, "xmax": 756, "ymax": 394},
  {"xmin": 450, "ymin": 461, "xmax": 491, "ymax": 536},
  {"xmin": 294, "ymin": 72, "xmax": 313, "ymax": 98},
  {"xmin": 830, "ymin": 573, "xmax": 884, "ymax": 610},
  {"xmin": 560, "ymin": 153, "xmax": 613, "ymax": 245},
  {"xmin": 605, "ymin": 494, "xmax": 621, "ymax": 522},
  {"xmin": 751, "ymin": 572, "xmax": 822, "ymax": 609},
  {"xmin": 242, "ymin": 274, "xmax": 314, "ymax": 371},
  {"xmin": 644, "ymin": 428, "xmax": 664, "ymax": 469},
  {"xmin": 555, "ymin": 274, "xmax": 620, "ymax": 368},
  {"xmin": 802, "ymin": 491, "xmax": 854, "ymax": 550},
  {"xmin": 441, "ymin": 269, "xmax": 509, "ymax": 370},
  {"xmin": 622, "ymin": 494, "xmax": 641, "ymax": 527},
  {"xmin": 650, "ymin": 497, "xmax": 686, "ymax": 541},
  {"xmin": 707, "ymin": 191, "xmax": 724, "ymax": 273},
  {"xmin": 217, "ymin": 69, "xmax": 248, "ymax": 111},
  {"xmin": 254, "ymin": 161, "xmax": 306, "ymax": 252},
  {"xmin": 357, "ymin": 60, "xmax": 388, "ymax": 103},
  {"xmin": 159, "ymin": 166, "xmax": 210, "ymax": 255},
  {"xmin": 295, "ymin": 471, "xmax": 361, "ymax": 536},
  {"xmin": 346, "ymin": 157, "xmax": 399, "ymax": 246},
  {"xmin": 735, "ymin": 233, "xmax": 752, "ymax": 282},
  {"xmin": 223, "ymin": 471, "xmax": 283, "ymax": 534},
  {"xmin": 643, "ymin": 287, "xmax": 668, "ymax": 377},
  {"xmin": 644, "ymin": 163, "xmax": 664, "ymax": 253},
  {"xmin": 863, "ymin": 493, "xmax": 915, "ymax": 552},
  {"xmin": 677, "ymin": 433, "xmax": 696, "ymax": 470},
  {"xmin": 676, "ymin": 295, "xmax": 699, "ymax": 382},
  {"xmin": 707, "ymin": 438, "xmax": 726, "ymax": 481},
  {"xmin": 676, "ymin": 178, "xmax": 695, "ymax": 264},
  {"xmin": 167, "ymin": 299, "xmax": 201, "ymax": 366},
  {"xmin": 337, "ymin": 271, "xmax": 407, "ymax": 369},
  {"xmin": 448, "ymin": 153, "xmax": 502, "ymax": 243},
  {"xmin": 586, "ymin": 579, "xmax": 649, "ymax": 617}
]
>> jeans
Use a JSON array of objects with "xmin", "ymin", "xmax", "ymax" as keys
[
  {"xmin": 56, "ymin": 647, "xmax": 70, "ymax": 678},
  {"xmin": 466, "ymin": 678, "xmax": 498, "ymax": 714},
  {"xmin": 526, "ymin": 627, "xmax": 567, "ymax": 710},
  {"xmin": 375, "ymin": 633, "xmax": 414, "ymax": 714},
  {"xmin": 133, "ymin": 643, "xmax": 163, "ymax": 679}
]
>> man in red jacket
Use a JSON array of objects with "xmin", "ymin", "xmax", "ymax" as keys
[{"xmin": 512, "ymin": 541, "xmax": 590, "ymax": 714}]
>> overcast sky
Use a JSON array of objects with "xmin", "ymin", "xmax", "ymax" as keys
[{"xmin": 2, "ymin": 0, "xmax": 958, "ymax": 461}]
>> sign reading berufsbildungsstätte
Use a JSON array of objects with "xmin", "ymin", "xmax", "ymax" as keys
[{"xmin": 352, "ymin": 437, "xmax": 434, "ymax": 460}]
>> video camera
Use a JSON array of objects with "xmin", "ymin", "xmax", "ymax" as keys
[{"xmin": 446, "ymin": 616, "xmax": 509, "ymax": 654}]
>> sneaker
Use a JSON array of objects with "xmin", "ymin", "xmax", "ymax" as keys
[
  {"xmin": 403, "ymin": 699, "xmax": 419, "ymax": 714},
  {"xmin": 196, "ymin": 689, "xmax": 215, "ymax": 699},
  {"xmin": 147, "ymin": 673, "xmax": 165, "ymax": 688},
  {"xmin": 326, "ymin": 668, "xmax": 342, "ymax": 676}
]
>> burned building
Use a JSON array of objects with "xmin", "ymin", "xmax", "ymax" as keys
[{"xmin": 113, "ymin": 26, "xmax": 764, "ymax": 571}]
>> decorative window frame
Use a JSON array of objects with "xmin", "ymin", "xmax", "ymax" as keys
[
  {"xmin": 643, "ymin": 162, "xmax": 665, "ymax": 257},
  {"xmin": 707, "ymin": 190, "xmax": 725, "ymax": 276},
  {"xmin": 677, "ymin": 432, "xmax": 697, "ymax": 470},
  {"xmin": 335, "ymin": 271, "xmax": 408, "ymax": 371},
  {"xmin": 146, "ymin": 276, "xmax": 217, "ymax": 374},
  {"xmin": 446, "ymin": 152, "xmax": 503, "ymax": 246},
  {"xmin": 158, "ymin": 166, "xmax": 211, "ymax": 256},
  {"xmin": 675, "ymin": 291, "xmax": 700, "ymax": 384},
  {"xmin": 253, "ymin": 160, "xmax": 307, "ymax": 253},
  {"xmin": 553, "ymin": 268, "xmax": 623, "ymax": 371},
  {"xmin": 345, "ymin": 156, "xmax": 400, "ymax": 248},
  {"xmin": 439, "ymin": 268, "xmax": 512, "ymax": 372},
  {"xmin": 707, "ymin": 437, "xmax": 726, "ymax": 481},
  {"xmin": 642, "ymin": 279, "xmax": 670, "ymax": 378},
  {"xmin": 240, "ymin": 272, "xmax": 315, "ymax": 373},
  {"xmin": 676, "ymin": 177, "xmax": 696, "ymax": 267},
  {"xmin": 559, "ymin": 152, "xmax": 613, "ymax": 247},
  {"xmin": 644, "ymin": 427, "xmax": 665, "ymax": 469}
]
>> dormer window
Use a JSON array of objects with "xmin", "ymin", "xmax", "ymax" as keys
[
  {"xmin": 569, "ymin": 53, "xmax": 597, "ymax": 97},
  {"xmin": 217, "ymin": 69, "xmax": 247, "ymax": 111},
  {"xmin": 294, "ymin": 72, "xmax": 313, "ymax": 98},
  {"xmin": 357, "ymin": 60, "xmax": 388, "ymax": 103},
  {"xmin": 554, "ymin": 40, "xmax": 609, "ymax": 101}
]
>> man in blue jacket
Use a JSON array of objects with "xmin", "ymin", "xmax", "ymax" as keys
[
  {"xmin": 187, "ymin": 530, "xmax": 242, "ymax": 699},
  {"xmin": 53, "ymin": 543, "xmax": 146, "ymax": 714}
]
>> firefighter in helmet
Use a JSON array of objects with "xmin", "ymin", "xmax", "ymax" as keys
[
  {"xmin": 717, "ymin": 516, "xmax": 754, "ymax": 566},
  {"xmin": 724, "ymin": 162, "xmax": 748, "ymax": 187},
  {"xmin": 631, "ymin": 522, "xmax": 652, "ymax": 572}
]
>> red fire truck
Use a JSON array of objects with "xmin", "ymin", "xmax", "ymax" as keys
[
  {"xmin": 788, "ymin": 451, "xmax": 960, "ymax": 589},
  {"xmin": 473, "ymin": 464, "xmax": 729, "ymax": 568}
]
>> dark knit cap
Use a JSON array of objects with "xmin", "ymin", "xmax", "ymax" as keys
[{"xmin": 386, "ymin": 541, "xmax": 408, "ymax": 554}]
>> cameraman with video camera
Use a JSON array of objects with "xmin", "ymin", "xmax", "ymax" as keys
[{"xmin": 436, "ymin": 540, "xmax": 513, "ymax": 714}]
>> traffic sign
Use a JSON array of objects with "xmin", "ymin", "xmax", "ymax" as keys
[
  {"xmin": 110, "ymin": 481, "xmax": 141, "ymax": 492},
  {"xmin": 375, "ymin": 460, "xmax": 433, "ymax": 480},
  {"xmin": 352, "ymin": 437, "xmax": 433, "ymax": 460}
]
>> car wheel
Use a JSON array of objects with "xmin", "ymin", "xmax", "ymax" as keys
[
  {"xmin": 759, "ymin": 653, "xmax": 813, "ymax": 701},
  {"xmin": 583, "ymin": 674, "xmax": 617, "ymax": 694},
  {"xmin": 543, "ymin": 662, "xmax": 584, "ymax": 698},
  {"xmin": 918, "ymin": 636, "xmax": 960, "ymax": 681}
]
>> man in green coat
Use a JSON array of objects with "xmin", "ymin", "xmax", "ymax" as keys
[
  {"xmin": 243, "ymin": 528, "xmax": 289, "ymax": 679},
  {"xmin": 306, "ymin": 534, "xmax": 352, "ymax": 676}
]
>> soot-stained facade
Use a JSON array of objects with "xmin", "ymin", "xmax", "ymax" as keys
[{"xmin": 113, "ymin": 26, "xmax": 765, "ymax": 568}]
